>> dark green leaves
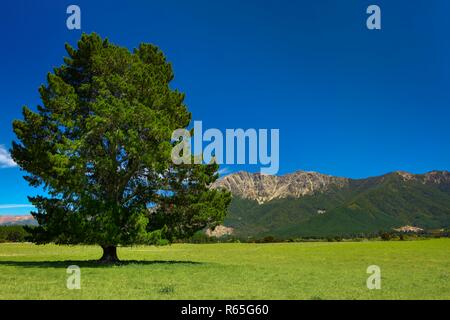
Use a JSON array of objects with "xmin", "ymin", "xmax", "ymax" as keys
[{"xmin": 12, "ymin": 33, "xmax": 230, "ymax": 247}]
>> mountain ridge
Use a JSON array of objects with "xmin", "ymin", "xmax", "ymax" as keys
[
  {"xmin": 212, "ymin": 170, "xmax": 450, "ymax": 238},
  {"xmin": 0, "ymin": 215, "xmax": 37, "ymax": 226},
  {"xmin": 212, "ymin": 170, "xmax": 450, "ymax": 203}
]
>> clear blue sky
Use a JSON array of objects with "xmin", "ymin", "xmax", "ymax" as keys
[{"xmin": 0, "ymin": 0, "xmax": 449, "ymax": 215}]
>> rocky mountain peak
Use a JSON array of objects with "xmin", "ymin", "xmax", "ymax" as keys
[
  {"xmin": 423, "ymin": 170, "xmax": 450, "ymax": 184},
  {"xmin": 212, "ymin": 170, "xmax": 349, "ymax": 204},
  {"xmin": 212, "ymin": 170, "xmax": 450, "ymax": 204},
  {"xmin": 391, "ymin": 170, "xmax": 450, "ymax": 184}
]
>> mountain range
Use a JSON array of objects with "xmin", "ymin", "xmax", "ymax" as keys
[
  {"xmin": 0, "ymin": 215, "xmax": 37, "ymax": 226},
  {"xmin": 211, "ymin": 170, "xmax": 450, "ymax": 238}
]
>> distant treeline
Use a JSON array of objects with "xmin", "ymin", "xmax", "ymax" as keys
[
  {"xmin": 1, "ymin": 225, "xmax": 449, "ymax": 243},
  {"xmin": 182, "ymin": 229, "xmax": 450, "ymax": 244},
  {"xmin": 0, "ymin": 226, "xmax": 31, "ymax": 243}
]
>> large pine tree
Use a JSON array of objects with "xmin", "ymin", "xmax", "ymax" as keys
[{"xmin": 11, "ymin": 33, "xmax": 231, "ymax": 262}]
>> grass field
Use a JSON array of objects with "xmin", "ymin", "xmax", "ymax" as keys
[{"xmin": 0, "ymin": 239, "xmax": 449, "ymax": 299}]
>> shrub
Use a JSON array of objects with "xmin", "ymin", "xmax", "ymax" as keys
[
  {"xmin": 0, "ymin": 226, "xmax": 30, "ymax": 242},
  {"xmin": 262, "ymin": 236, "xmax": 276, "ymax": 243},
  {"xmin": 380, "ymin": 232, "xmax": 392, "ymax": 241}
]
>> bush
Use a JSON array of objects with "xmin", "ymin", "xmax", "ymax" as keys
[
  {"xmin": 380, "ymin": 232, "xmax": 392, "ymax": 241},
  {"xmin": 0, "ymin": 226, "xmax": 30, "ymax": 242},
  {"xmin": 262, "ymin": 236, "xmax": 276, "ymax": 243}
]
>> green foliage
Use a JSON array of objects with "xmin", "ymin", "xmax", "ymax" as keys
[
  {"xmin": 11, "ymin": 33, "xmax": 230, "ymax": 248},
  {"xmin": 189, "ymin": 231, "xmax": 216, "ymax": 244},
  {"xmin": 261, "ymin": 236, "xmax": 276, "ymax": 243},
  {"xmin": 0, "ymin": 226, "xmax": 30, "ymax": 243},
  {"xmin": 380, "ymin": 232, "xmax": 392, "ymax": 241},
  {"xmin": 148, "ymin": 160, "xmax": 231, "ymax": 241}
]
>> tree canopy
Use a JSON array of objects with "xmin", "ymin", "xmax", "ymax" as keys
[{"xmin": 11, "ymin": 33, "xmax": 231, "ymax": 262}]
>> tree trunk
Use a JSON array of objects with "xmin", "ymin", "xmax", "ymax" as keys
[{"xmin": 99, "ymin": 245, "xmax": 119, "ymax": 263}]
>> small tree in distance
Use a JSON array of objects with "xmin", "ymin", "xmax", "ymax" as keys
[{"xmin": 11, "ymin": 33, "xmax": 231, "ymax": 263}]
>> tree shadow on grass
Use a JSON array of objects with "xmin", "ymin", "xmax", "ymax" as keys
[{"xmin": 0, "ymin": 260, "xmax": 205, "ymax": 269}]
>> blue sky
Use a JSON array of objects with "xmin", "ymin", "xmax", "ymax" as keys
[{"xmin": 0, "ymin": 0, "xmax": 449, "ymax": 215}]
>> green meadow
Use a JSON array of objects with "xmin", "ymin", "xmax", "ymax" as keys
[{"xmin": 0, "ymin": 239, "xmax": 449, "ymax": 300}]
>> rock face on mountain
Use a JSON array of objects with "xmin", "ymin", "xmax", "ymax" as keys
[
  {"xmin": 212, "ymin": 171, "xmax": 349, "ymax": 204},
  {"xmin": 422, "ymin": 170, "xmax": 450, "ymax": 185},
  {"xmin": 211, "ymin": 170, "xmax": 450, "ymax": 238},
  {"xmin": 213, "ymin": 170, "xmax": 450, "ymax": 203}
]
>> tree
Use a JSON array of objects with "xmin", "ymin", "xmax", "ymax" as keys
[{"xmin": 11, "ymin": 33, "xmax": 231, "ymax": 263}]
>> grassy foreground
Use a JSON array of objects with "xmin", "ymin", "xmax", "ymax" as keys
[{"xmin": 0, "ymin": 239, "xmax": 449, "ymax": 299}]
